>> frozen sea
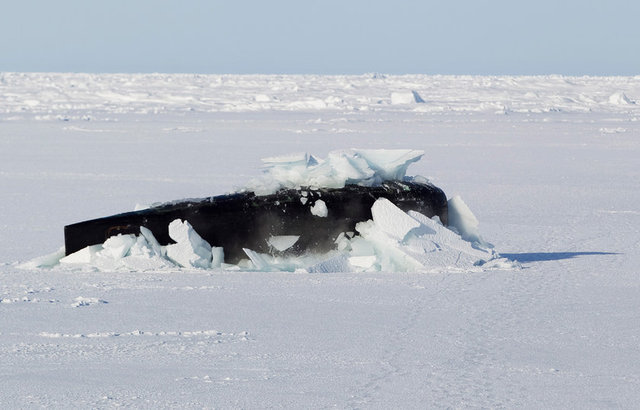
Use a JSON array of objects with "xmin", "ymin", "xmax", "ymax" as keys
[{"xmin": 1, "ymin": 73, "xmax": 639, "ymax": 408}]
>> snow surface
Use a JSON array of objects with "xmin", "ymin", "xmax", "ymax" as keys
[{"xmin": 1, "ymin": 73, "xmax": 640, "ymax": 408}]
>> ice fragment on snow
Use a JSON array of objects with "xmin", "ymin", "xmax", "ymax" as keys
[
  {"xmin": 267, "ymin": 235, "xmax": 300, "ymax": 252},
  {"xmin": 165, "ymin": 219, "xmax": 213, "ymax": 269},
  {"xmin": 307, "ymin": 254, "xmax": 352, "ymax": 273},
  {"xmin": 447, "ymin": 196, "xmax": 488, "ymax": 246},
  {"xmin": 19, "ymin": 247, "xmax": 66, "ymax": 269},
  {"xmin": 370, "ymin": 197, "xmax": 421, "ymax": 241},
  {"xmin": 349, "ymin": 255, "xmax": 377, "ymax": 269},
  {"xmin": 60, "ymin": 245, "xmax": 102, "ymax": 264},
  {"xmin": 310, "ymin": 199, "xmax": 328, "ymax": 217}
]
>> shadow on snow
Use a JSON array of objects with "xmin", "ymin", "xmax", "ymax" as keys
[{"xmin": 500, "ymin": 251, "xmax": 619, "ymax": 263}]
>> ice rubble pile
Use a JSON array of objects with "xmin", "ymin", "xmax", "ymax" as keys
[
  {"xmin": 47, "ymin": 221, "xmax": 225, "ymax": 271},
  {"xmin": 246, "ymin": 149, "xmax": 425, "ymax": 195}
]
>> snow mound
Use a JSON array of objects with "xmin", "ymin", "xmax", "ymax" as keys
[
  {"xmin": 27, "ymin": 198, "xmax": 514, "ymax": 273},
  {"xmin": 608, "ymin": 92, "xmax": 634, "ymax": 105},
  {"xmin": 247, "ymin": 149, "xmax": 424, "ymax": 195},
  {"xmin": 391, "ymin": 91, "xmax": 425, "ymax": 105}
]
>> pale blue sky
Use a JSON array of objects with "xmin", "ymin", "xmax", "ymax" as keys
[{"xmin": 1, "ymin": 0, "xmax": 638, "ymax": 75}]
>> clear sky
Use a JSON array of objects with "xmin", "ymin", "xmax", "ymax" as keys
[{"xmin": 1, "ymin": 0, "xmax": 639, "ymax": 75}]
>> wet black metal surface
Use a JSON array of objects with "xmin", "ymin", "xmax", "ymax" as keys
[{"xmin": 64, "ymin": 181, "xmax": 448, "ymax": 263}]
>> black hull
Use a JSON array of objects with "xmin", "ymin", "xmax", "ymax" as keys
[{"xmin": 64, "ymin": 181, "xmax": 448, "ymax": 264}]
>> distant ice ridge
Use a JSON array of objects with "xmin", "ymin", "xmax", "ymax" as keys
[
  {"xmin": 21, "ymin": 198, "xmax": 515, "ymax": 273},
  {"xmin": 246, "ymin": 149, "xmax": 425, "ymax": 195},
  {"xmin": 2, "ymin": 73, "xmax": 638, "ymax": 120}
]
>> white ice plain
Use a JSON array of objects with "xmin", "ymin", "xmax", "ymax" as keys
[{"xmin": 1, "ymin": 73, "xmax": 639, "ymax": 408}]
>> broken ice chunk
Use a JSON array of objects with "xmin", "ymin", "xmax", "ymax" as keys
[
  {"xmin": 447, "ymin": 196, "xmax": 490, "ymax": 246},
  {"xmin": 321, "ymin": 151, "xmax": 375, "ymax": 185},
  {"xmin": 310, "ymin": 199, "xmax": 328, "ymax": 217},
  {"xmin": 211, "ymin": 247, "xmax": 224, "ymax": 268},
  {"xmin": 165, "ymin": 219, "xmax": 213, "ymax": 269},
  {"xmin": 349, "ymin": 235, "xmax": 376, "ymax": 256},
  {"xmin": 140, "ymin": 226, "xmax": 163, "ymax": 256},
  {"xmin": 60, "ymin": 245, "xmax": 102, "ymax": 264},
  {"xmin": 243, "ymin": 248, "xmax": 272, "ymax": 271},
  {"xmin": 370, "ymin": 198, "xmax": 421, "ymax": 241},
  {"xmin": 247, "ymin": 149, "xmax": 424, "ymax": 195},
  {"xmin": 98, "ymin": 234, "xmax": 137, "ymax": 259},
  {"xmin": 334, "ymin": 232, "xmax": 352, "ymax": 251},
  {"xmin": 307, "ymin": 254, "xmax": 352, "ymax": 273},
  {"xmin": 127, "ymin": 235, "xmax": 155, "ymax": 258},
  {"xmin": 267, "ymin": 235, "xmax": 300, "ymax": 252},
  {"xmin": 262, "ymin": 152, "xmax": 319, "ymax": 168},
  {"xmin": 353, "ymin": 149, "xmax": 423, "ymax": 181},
  {"xmin": 348, "ymin": 255, "xmax": 378, "ymax": 270},
  {"xmin": 18, "ymin": 247, "xmax": 66, "ymax": 269}
]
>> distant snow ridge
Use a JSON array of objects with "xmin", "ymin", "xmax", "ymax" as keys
[
  {"xmin": 247, "ymin": 149, "xmax": 424, "ymax": 195},
  {"xmin": 2, "ymin": 73, "xmax": 639, "ymax": 118}
]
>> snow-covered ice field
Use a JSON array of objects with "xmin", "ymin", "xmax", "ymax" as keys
[{"xmin": 1, "ymin": 73, "xmax": 639, "ymax": 407}]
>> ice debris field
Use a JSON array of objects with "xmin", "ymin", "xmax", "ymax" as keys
[
  {"xmin": 24, "ymin": 148, "xmax": 512, "ymax": 273},
  {"xmin": 1, "ymin": 73, "xmax": 640, "ymax": 408}
]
